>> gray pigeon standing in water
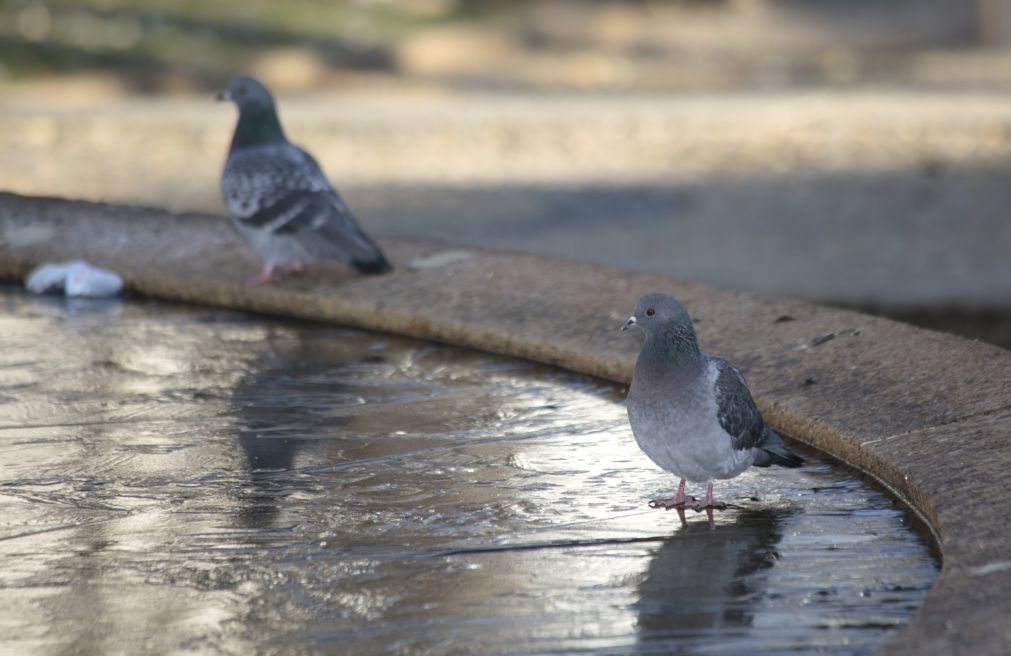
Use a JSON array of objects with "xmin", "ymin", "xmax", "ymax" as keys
[
  {"xmin": 218, "ymin": 75, "xmax": 392, "ymax": 285},
  {"xmin": 621, "ymin": 293, "xmax": 803, "ymax": 511}
]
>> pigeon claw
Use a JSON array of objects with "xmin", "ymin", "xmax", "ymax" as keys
[
  {"xmin": 688, "ymin": 500, "xmax": 727, "ymax": 512},
  {"xmin": 649, "ymin": 496, "xmax": 697, "ymax": 510},
  {"xmin": 246, "ymin": 272, "xmax": 276, "ymax": 286},
  {"xmin": 246, "ymin": 265, "xmax": 280, "ymax": 286},
  {"xmin": 649, "ymin": 497, "xmax": 727, "ymax": 513}
]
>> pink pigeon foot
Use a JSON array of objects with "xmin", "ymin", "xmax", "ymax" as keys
[
  {"xmin": 246, "ymin": 265, "xmax": 277, "ymax": 286},
  {"xmin": 280, "ymin": 260, "xmax": 305, "ymax": 275},
  {"xmin": 674, "ymin": 506, "xmax": 688, "ymax": 526},
  {"xmin": 692, "ymin": 480, "xmax": 727, "ymax": 511},
  {"xmin": 649, "ymin": 478, "xmax": 697, "ymax": 510}
]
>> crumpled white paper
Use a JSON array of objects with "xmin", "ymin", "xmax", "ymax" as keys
[{"xmin": 25, "ymin": 260, "xmax": 123, "ymax": 298}]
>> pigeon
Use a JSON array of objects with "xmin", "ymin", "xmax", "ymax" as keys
[
  {"xmin": 621, "ymin": 293, "xmax": 803, "ymax": 511},
  {"xmin": 218, "ymin": 75, "xmax": 392, "ymax": 285}
]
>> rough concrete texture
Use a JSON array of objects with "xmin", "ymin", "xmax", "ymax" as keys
[{"xmin": 1, "ymin": 192, "xmax": 1009, "ymax": 654}]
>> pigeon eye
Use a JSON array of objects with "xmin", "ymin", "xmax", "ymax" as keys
[
  {"xmin": 236, "ymin": 84, "xmax": 247, "ymax": 96},
  {"xmin": 645, "ymin": 308, "xmax": 655, "ymax": 317}
]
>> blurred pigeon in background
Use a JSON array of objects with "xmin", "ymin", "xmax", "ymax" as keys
[
  {"xmin": 219, "ymin": 75, "xmax": 392, "ymax": 285},
  {"xmin": 622, "ymin": 293, "xmax": 803, "ymax": 511}
]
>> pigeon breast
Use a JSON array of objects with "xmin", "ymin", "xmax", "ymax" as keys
[{"xmin": 628, "ymin": 354, "xmax": 755, "ymax": 482}]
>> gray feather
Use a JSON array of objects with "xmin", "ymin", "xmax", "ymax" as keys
[
  {"xmin": 219, "ymin": 75, "xmax": 391, "ymax": 274},
  {"xmin": 624, "ymin": 293, "xmax": 802, "ymax": 487},
  {"xmin": 712, "ymin": 358, "xmax": 767, "ymax": 452},
  {"xmin": 751, "ymin": 430, "xmax": 804, "ymax": 468},
  {"xmin": 222, "ymin": 143, "xmax": 388, "ymax": 270},
  {"xmin": 713, "ymin": 357, "xmax": 803, "ymax": 468}
]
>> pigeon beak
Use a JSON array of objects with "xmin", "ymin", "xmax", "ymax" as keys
[
  {"xmin": 216, "ymin": 89, "xmax": 231, "ymax": 102},
  {"xmin": 620, "ymin": 316, "xmax": 637, "ymax": 332}
]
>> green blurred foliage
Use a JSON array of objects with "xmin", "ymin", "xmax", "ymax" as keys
[{"xmin": 0, "ymin": 0, "xmax": 476, "ymax": 88}]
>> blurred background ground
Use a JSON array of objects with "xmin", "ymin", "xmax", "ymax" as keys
[{"xmin": 1, "ymin": 0, "xmax": 1010, "ymax": 346}]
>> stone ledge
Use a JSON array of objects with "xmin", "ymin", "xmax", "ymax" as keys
[{"xmin": 1, "ymin": 191, "xmax": 1008, "ymax": 655}]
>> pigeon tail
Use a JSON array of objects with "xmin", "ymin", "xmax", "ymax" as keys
[
  {"xmin": 752, "ymin": 429, "xmax": 804, "ymax": 468},
  {"xmin": 352, "ymin": 252, "xmax": 393, "ymax": 275}
]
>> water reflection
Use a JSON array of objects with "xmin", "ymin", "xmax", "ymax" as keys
[
  {"xmin": 636, "ymin": 508, "xmax": 790, "ymax": 649},
  {"xmin": 232, "ymin": 331, "xmax": 356, "ymax": 528},
  {"xmin": 0, "ymin": 286, "xmax": 936, "ymax": 654}
]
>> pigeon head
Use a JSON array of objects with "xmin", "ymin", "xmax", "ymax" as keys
[
  {"xmin": 219, "ymin": 75, "xmax": 285, "ymax": 149},
  {"xmin": 622, "ymin": 293, "xmax": 700, "ymax": 357},
  {"xmin": 218, "ymin": 75, "xmax": 274, "ymax": 109}
]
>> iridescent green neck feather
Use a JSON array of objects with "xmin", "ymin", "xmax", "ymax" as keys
[{"xmin": 230, "ymin": 103, "xmax": 285, "ymax": 151}]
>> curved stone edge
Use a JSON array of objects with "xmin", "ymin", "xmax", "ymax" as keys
[{"xmin": 1, "ymin": 192, "xmax": 1009, "ymax": 655}]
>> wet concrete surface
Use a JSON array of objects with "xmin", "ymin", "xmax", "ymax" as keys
[{"xmin": 0, "ymin": 286, "xmax": 937, "ymax": 654}]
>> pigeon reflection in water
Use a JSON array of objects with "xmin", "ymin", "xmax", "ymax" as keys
[
  {"xmin": 231, "ymin": 329, "xmax": 370, "ymax": 529},
  {"xmin": 228, "ymin": 326, "xmax": 505, "ymax": 530},
  {"xmin": 636, "ymin": 507, "xmax": 791, "ymax": 647}
]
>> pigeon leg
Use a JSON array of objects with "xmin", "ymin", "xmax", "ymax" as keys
[
  {"xmin": 247, "ymin": 264, "xmax": 277, "ymax": 286},
  {"xmin": 704, "ymin": 505, "xmax": 715, "ymax": 527},
  {"xmin": 280, "ymin": 260, "xmax": 305, "ymax": 275},
  {"xmin": 649, "ymin": 478, "xmax": 698, "ymax": 509},
  {"xmin": 698, "ymin": 480, "xmax": 727, "ymax": 511}
]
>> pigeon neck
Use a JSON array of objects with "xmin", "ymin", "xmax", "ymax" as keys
[
  {"xmin": 231, "ymin": 104, "xmax": 285, "ymax": 150},
  {"xmin": 645, "ymin": 326, "xmax": 701, "ymax": 366}
]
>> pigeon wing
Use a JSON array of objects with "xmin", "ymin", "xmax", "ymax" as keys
[
  {"xmin": 272, "ymin": 189, "xmax": 387, "ymax": 265},
  {"xmin": 222, "ymin": 144, "xmax": 326, "ymax": 220},
  {"xmin": 223, "ymin": 144, "xmax": 387, "ymax": 266},
  {"xmin": 711, "ymin": 357, "xmax": 767, "ymax": 452}
]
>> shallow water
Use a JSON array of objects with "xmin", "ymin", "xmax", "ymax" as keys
[{"xmin": 0, "ymin": 287, "xmax": 937, "ymax": 655}]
